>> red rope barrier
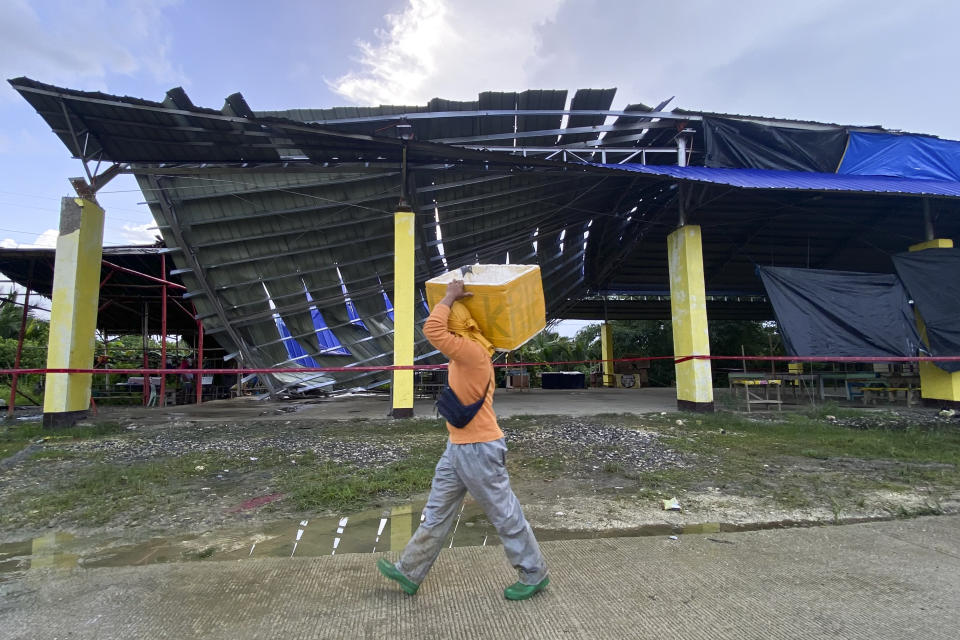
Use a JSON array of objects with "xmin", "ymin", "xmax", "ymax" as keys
[{"xmin": 2, "ymin": 354, "xmax": 960, "ymax": 376}]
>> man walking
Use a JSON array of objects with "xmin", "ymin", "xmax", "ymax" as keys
[{"xmin": 377, "ymin": 279, "xmax": 549, "ymax": 600}]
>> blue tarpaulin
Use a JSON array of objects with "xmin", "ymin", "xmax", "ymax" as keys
[
  {"xmin": 838, "ymin": 132, "xmax": 960, "ymax": 182},
  {"xmin": 276, "ymin": 316, "xmax": 319, "ymax": 367},
  {"xmin": 274, "ymin": 298, "xmax": 352, "ymax": 366},
  {"xmin": 596, "ymin": 163, "xmax": 960, "ymax": 197}
]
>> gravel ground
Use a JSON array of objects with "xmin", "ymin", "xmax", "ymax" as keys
[
  {"xmin": 504, "ymin": 420, "xmax": 688, "ymax": 471},
  {"xmin": 55, "ymin": 424, "xmax": 412, "ymax": 468}
]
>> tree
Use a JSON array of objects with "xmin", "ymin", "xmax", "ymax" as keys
[{"xmin": 0, "ymin": 290, "xmax": 25, "ymax": 340}]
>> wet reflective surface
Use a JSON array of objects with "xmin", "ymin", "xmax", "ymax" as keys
[
  {"xmin": 0, "ymin": 497, "xmax": 807, "ymax": 580},
  {"xmin": 0, "ymin": 501, "xmax": 503, "ymax": 578}
]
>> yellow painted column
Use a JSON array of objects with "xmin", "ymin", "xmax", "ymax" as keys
[
  {"xmin": 43, "ymin": 197, "xmax": 105, "ymax": 428},
  {"xmin": 601, "ymin": 322, "xmax": 615, "ymax": 387},
  {"xmin": 392, "ymin": 204, "xmax": 415, "ymax": 418},
  {"xmin": 909, "ymin": 238, "xmax": 960, "ymax": 406},
  {"xmin": 667, "ymin": 225, "xmax": 714, "ymax": 412}
]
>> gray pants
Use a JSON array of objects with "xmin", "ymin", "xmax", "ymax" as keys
[{"xmin": 396, "ymin": 438, "xmax": 548, "ymax": 586}]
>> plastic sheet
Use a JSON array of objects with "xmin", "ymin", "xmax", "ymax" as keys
[
  {"xmin": 838, "ymin": 132, "xmax": 960, "ymax": 181},
  {"xmin": 703, "ymin": 117, "xmax": 847, "ymax": 173},
  {"xmin": 892, "ymin": 249, "xmax": 960, "ymax": 372},
  {"xmin": 757, "ymin": 266, "xmax": 921, "ymax": 358}
]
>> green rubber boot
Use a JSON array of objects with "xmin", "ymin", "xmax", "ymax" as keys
[
  {"xmin": 504, "ymin": 576, "xmax": 550, "ymax": 601},
  {"xmin": 376, "ymin": 558, "xmax": 419, "ymax": 595}
]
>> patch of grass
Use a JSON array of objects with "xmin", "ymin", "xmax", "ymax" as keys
[
  {"xmin": 804, "ymin": 402, "xmax": 877, "ymax": 421},
  {"xmin": 500, "ymin": 415, "xmax": 540, "ymax": 430},
  {"xmin": 628, "ymin": 408, "xmax": 960, "ymax": 514},
  {"xmin": 659, "ymin": 409, "xmax": 960, "ymax": 467},
  {"xmin": 625, "ymin": 467, "xmax": 704, "ymax": 496},
  {"xmin": 1, "ymin": 420, "xmax": 127, "ymax": 462},
  {"xmin": 602, "ymin": 461, "xmax": 624, "ymax": 474},
  {"xmin": 278, "ymin": 442, "xmax": 444, "ymax": 512},
  {"xmin": 522, "ymin": 455, "xmax": 566, "ymax": 473},
  {"xmin": 29, "ymin": 449, "xmax": 84, "ymax": 461},
  {"xmin": 2, "ymin": 420, "xmax": 125, "ymax": 444},
  {"xmin": 884, "ymin": 500, "xmax": 944, "ymax": 519},
  {"xmin": 0, "ymin": 440, "xmax": 31, "ymax": 458},
  {"xmin": 0, "ymin": 447, "xmax": 309, "ymax": 528}
]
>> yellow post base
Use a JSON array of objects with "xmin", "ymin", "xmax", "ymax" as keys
[
  {"xmin": 43, "ymin": 197, "xmax": 105, "ymax": 428},
  {"xmin": 910, "ymin": 238, "xmax": 960, "ymax": 406},
  {"xmin": 392, "ymin": 205, "xmax": 415, "ymax": 418},
  {"xmin": 601, "ymin": 322, "xmax": 615, "ymax": 387},
  {"xmin": 667, "ymin": 225, "xmax": 714, "ymax": 412}
]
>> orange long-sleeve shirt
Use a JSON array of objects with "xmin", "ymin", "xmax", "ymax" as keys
[{"xmin": 423, "ymin": 303, "xmax": 503, "ymax": 444}]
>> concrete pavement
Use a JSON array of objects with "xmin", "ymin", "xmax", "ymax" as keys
[{"xmin": 2, "ymin": 515, "xmax": 958, "ymax": 639}]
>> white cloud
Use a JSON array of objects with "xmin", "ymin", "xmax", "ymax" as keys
[
  {"xmin": 330, "ymin": 0, "xmax": 564, "ymax": 105},
  {"xmin": 0, "ymin": 228, "xmax": 59, "ymax": 248},
  {"xmin": 119, "ymin": 223, "xmax": 159, "ymax": 245},
  {"xmin": 0, "ymin": 0, "xmax": 186, "ymax": 101},
  {"xmin": 33, "ymin": 229, "xmax": 59, "ymax": 248},
  {"xmin": 330, "ymin": 0, "xmax": 960, "ymax": 141}
]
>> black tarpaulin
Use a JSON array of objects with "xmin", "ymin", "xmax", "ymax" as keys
[
  {"xmin": 892, "ymin": 249, "xmax": 960, "ymax": 372},
  {"xmin": 757, "ymin": 266, "xmax": 921, "ymax": 358},
  {"xmin": 703, "ymin": 117, "xmax": 848, "ymax": 173}
]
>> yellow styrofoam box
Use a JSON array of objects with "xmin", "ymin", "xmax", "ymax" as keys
[{"xmin": 425, "ymin": 264, "xmax": 546, "ymax": 351}]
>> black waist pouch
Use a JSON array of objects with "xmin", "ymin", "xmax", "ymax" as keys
[{"xmin": 436, "ymin": 380, "xmax": 490, "ymax": 428}]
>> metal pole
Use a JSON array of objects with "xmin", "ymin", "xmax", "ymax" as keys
[
  {"xmin": 101, "ymin": 259, "xmax": 186, "ymax": 289},
  {"xmin": 103, "ymin": 334, "xmax": 110, "ymax": 394},
  {"xmin": 196, "ymin": 317, "xmax": 204, "ymax": 405},
  {"xmin": 923, "ymin": 198, "xmax": 935, "ymax": 241},
  {"xmin": 400, "ymin": 143, "xmax": 408, "ymax": 205},
  {"xmin": 677, "ymin": 184, "xmax": 687, "ymax": 227},
  {"xmin": 159, "ymin": 254, "xmax": 168, "ymax": 407},
  {"xmin": 142, "ymin": 303, "xmax": 149, "ymax": 406},
  {"xmin": 7, "ymin": 267, "xmax": 33, "ymax": 418}
]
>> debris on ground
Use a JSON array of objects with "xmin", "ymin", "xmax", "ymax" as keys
[{"xmin": 662, "ymin": 497, "xmax": 682, "ymax": 511}]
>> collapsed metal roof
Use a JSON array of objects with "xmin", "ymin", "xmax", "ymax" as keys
[{"xmin": 9, "ymin": 77, "xmax": 960, "ymax": 392}]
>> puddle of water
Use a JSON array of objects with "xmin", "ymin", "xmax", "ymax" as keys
[
  {"xmin": 0, "ymin": 503, "xmax": 870, "ymax": 577},
  {"xmin": 0, "ymin": 501, "xmax": 503, "ymax": 575}
]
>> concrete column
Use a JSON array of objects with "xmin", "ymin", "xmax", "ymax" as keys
[
  {"xmin": 391, "ymin": 204, "xmax": 415, "ymax": 418},
  {"xmin": 43, "ymin": 197, "xmax": 105, "ymax": 428},
  {"xmin": 667, "ymin": 225, "xmax": 714, "ymax": 412},
  {"xmin": 601, "ymin": 322, "xmax": 615, "ymax": 387},
  {"xmin": 909, "ymin": 238, "xmax": 960, "ymax": 406}
]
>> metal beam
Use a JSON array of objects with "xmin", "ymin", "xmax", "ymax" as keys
[
  {"xmin": 461, "ymin": 145, "xmax": 678, "ymax": 154},
  {"xmin": 298, "ymin": 109, "xmax": 703, "ymax": 126},
  {"xmin": 432, "ymin": 120, "xmax": 680, "ymax": 145},
  {"xmin": 146, "ymin": 174, "xmax": 276, "ymax": 395}
]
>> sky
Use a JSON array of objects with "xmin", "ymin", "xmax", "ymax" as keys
[{"xmin": 1, "ymin": 0, "xmax": 959, "ymax": 332}]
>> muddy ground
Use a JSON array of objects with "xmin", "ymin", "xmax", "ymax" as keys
[{"xmin": 2, "ymin": 405, "xmax": 960, "ymax": 551}]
